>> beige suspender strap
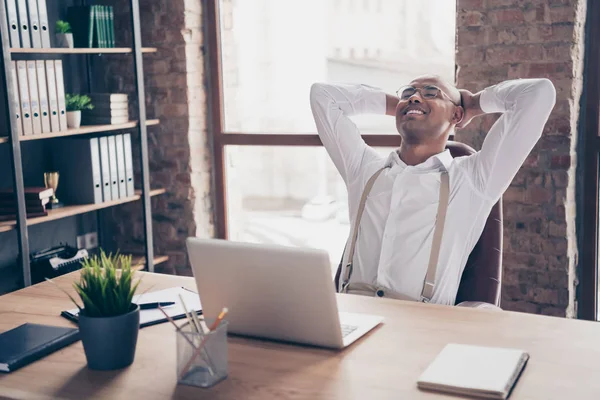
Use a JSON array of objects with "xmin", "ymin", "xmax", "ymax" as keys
[
  {"xmin": 340, "ymin": 169, "xmax": 450, "ymax": 303},
  {"xmin": 340, "ymin": 168, "xmax": 386, "ymax": 292},
  {"xmin": 420, "ymin": 171, "xmax": 449, "ymax": 302}
]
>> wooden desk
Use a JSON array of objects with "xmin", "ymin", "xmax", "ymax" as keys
[{"xmin": 1, "ymin": 271, "xmax": 599, "ymax": 399}]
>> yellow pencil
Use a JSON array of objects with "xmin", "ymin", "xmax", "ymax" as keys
[{"xmin": 179, "ymin": 307, "xmax": 229, "ymax": 380}]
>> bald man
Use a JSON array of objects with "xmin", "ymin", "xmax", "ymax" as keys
[{"xmin": 310, "ymin": 77, "xmax": 555, "ymax": 306}]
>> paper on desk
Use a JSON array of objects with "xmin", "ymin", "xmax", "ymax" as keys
[{"xmin": 64, "ymin": 287, "xmax": 202, "ymax": 327}]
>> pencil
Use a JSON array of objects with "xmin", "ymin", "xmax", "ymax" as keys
[
  {"xmin": 158, "ymin": 306, "xmax": 216, "ymax": 377},
  {"xmin": 179, "ymin": 307, "xmax": 229, "ymax": 380}
]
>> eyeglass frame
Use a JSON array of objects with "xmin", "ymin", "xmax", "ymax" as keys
[{"xmin": 396, "ymin": 85, "xmax": 461, "ymax": 107}]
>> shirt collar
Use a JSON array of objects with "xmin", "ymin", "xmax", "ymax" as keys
[{"xmin": 385, "ymin": 149, "xmax": 453, "ymax": 172}]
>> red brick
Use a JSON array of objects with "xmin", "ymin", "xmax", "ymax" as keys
[
  {"xmin": 457, "ymin": 27, "xmax": 489, "ymax": 47},
  {"xmin": 527, "ymin": 186, "xmax": 552, "ymax": 203},
  {"xmin": 490, "ymin": 8, "xmax": 526, "ymax": 25},
  {"xmin": 459, "ymin": 10, "xmax": 487, "ymax": 27},
  {"xmin": 457, "ymin": 0, "xmax": 485, "ymax": 8},
  {"xmin": 550, "ymin": 171, "xmax": 569, "ymax": 188},
  {"xmin": 485, "ymin": 44, "xmax": 544, "ymax": 65},
  {"xmin": 543, "ymin": 43, "xmax": 574, "ymax": 62},
  {"xmin": 526, "ymin": 61, "xmax": 574, "ymax": 79},
  {"xmin": 550, "ymin": 155, "xmax": 571, "ymax": 169},
  {"xmin": 543, "ymin": 116, "xmax": 571, "ymax": 136},
  {"xmin": 549, "ymin": 6, "xmax": 576, "ymax": 23}
]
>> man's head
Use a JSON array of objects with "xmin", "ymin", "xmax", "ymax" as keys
[{"xmin": 395, "ymin": 75, "xmax": 464, "ymax": 145}]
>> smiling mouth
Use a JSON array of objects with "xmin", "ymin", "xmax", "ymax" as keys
[{"xmin": 405, "ymin": 109, "xmax": 425, "ymax": 116}]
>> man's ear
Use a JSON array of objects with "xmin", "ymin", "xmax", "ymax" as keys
[{"xmin": 453, "ymin": 105, "xmax": 465, "ymax": 127}]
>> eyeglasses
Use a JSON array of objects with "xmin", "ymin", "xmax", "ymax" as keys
[{"xmin": 396, "ymin": 85, "xmax": 460, "ymax": 106}]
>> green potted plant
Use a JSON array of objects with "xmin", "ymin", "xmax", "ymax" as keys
[
  {"xmin": 55, "ymin": 20, "xmax": 73, "ymax": 48},
  {"xmin": 65, "ymin": 94, "xmax": 93, "ymax": 129},
  {"xmin": 52, "ymin": 251, "xmax": 141, "ymax": 370}
]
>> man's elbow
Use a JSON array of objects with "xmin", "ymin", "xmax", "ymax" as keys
[
  {"xmin": 310, "ymin": 82, "xmax": 329, "ymax": 110},
  {"xmin": 531, "ymin": 78, "xmax": 557, "ymax": 111}
]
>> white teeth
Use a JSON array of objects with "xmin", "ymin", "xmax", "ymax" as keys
[{"xmin": 407, "ymin": 109, "xmax": 424, "ymax": 115}]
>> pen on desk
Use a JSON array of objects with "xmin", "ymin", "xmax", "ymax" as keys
[{"xmin": 139, "ymin": 301, "xmax": 176, "ymax": 310}]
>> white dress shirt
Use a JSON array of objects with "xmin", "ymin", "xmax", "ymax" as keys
[{"xmin": 310, "ymin": 79, "xmax": 556, "ymax": 305}]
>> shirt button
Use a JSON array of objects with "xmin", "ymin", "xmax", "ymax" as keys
[{"xmin": 376, "ymin": 289, "xmax": 384, "ymax": 297}]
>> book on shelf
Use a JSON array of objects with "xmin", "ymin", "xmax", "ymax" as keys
[
  {"xmin": 0, "ymin": 211, "xmax": 48, "ymax": 221},
  {"xmin": 85, "ymin": 108, "xmax": 129, "ymax": 118},
  {"xmin": 88, "ymin": 93, "xmax": 128, "ymax": 102},
  {"xmin": 83, "ymin": 116, "xmax": 129, "ymax": 125},
  {"xmin": 67, "ymin": 5, "xmax": 115, "ymax": 48},
  {"xmin": 89, "ymin": 101, "xmax": 128, "ymax": 111},
  {"xmin": 0, "ymin": 187, "xmax": 53, "ymax": 200}
]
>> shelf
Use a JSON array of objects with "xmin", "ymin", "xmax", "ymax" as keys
[
  {"xmin": 10, "ymin": 47, "xmax": 157, "ymax": 54},
  {"xmin": 131, "ymin": 255, "xmax": 169, "ymax": 271},
  {"xmin": 0, "ymin": 188, "xmax": 167, "ymax": 233},
  {"xmin": 0, "ymin": 120, "xmax": 159, "ymax": 144}
]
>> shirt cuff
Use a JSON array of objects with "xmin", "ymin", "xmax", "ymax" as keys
[
  {"xmin": 479, "ymin": 84, "xmax": 506, "ymax": 114},
  {"xmin": 360, "ymin": 85, "xmax": 387, "ymax": 115}
]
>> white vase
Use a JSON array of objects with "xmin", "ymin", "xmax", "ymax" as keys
[
  {"xmin": 56, "ymin": 33, "xmax": 74, "ymax": 48},
  {"xmin": 66, "ymin": 110, "xmax": 81, "ymax": 129}
]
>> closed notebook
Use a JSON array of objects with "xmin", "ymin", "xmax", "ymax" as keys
[
  {"xmin": 417, "ymin": 344, "xmax": 529, "ymax": 400},
  {"xmin": 0, "ymin": 323, "xmax": 80, "ymax": 373}
]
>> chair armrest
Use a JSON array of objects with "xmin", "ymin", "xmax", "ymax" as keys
[{"xmin": 456, "ymin": 301, "xmax": 502, "ymax": 311}]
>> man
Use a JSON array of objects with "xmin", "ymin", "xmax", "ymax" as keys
[{"xmin": 310, "ymin": 77, "xmax": 555, "ymax": 306}]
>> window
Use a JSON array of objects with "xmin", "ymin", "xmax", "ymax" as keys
[{"xmin": 206, "ymin": 0, "xmax": 456, "ymax": 266}]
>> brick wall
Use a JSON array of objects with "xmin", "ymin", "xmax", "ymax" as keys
[
  {"xmin": 456, "ymin": 0, "xmax": 586, "ymax": 316},
  {"xmin": 103, "ymin": 0, "xmax": 213, "ymax": 275}
]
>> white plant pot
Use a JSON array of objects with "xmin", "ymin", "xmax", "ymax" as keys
[
  {"xmin": 56, "ymin": 33, "xmax": 74, "ymax": 48},
  {"xmin": 66, "ymin": 111, "xmax": 81, "ymax": 129}
]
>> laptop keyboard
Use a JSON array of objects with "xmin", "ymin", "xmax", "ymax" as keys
[{"xmin": 341, "ymin": 324, "xmax": 358, "ymax": 338}]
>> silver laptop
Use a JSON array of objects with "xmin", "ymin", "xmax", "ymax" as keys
[{"xmin": 186, "ymin": 237, "xmax": 383, "ymax": 349}]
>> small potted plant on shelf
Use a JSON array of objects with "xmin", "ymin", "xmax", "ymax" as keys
[
  {"xmin": 50, "ymin": 251, "xmax": 141, "ymax": 370},
  {"xmin": 65, "ymin": 94, "xmax": 93, "ymax": 128},
  {"xmin": 55, "ymin": 20, "xmax": 73, "ymax": 48}
]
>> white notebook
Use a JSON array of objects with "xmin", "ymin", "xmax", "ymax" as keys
[{"xmin": 417, "ymin": 344, "xmax": 529, "ymax": 400}]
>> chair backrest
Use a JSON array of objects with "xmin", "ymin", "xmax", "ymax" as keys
[{"xmin": 334, "ymin": 141, "xmax": 503, "ymax": 306}]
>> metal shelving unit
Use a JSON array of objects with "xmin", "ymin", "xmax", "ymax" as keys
[{"xmin": 0, "ymin": 1, "xmax": 162, "ymax": 287}]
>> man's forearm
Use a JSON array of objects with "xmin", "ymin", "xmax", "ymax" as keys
[{"xmin": 386, "ymin": 94, "xmax": 398, "ymax": 116}]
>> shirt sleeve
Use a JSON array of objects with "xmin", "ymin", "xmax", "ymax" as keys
[
  {"xmin": 310, "ymin": 82, "xmax": 386, "ymax": 184},
  {"xmin": 461, "ymin": 78, "xmax": 556, "ymax": 201}
]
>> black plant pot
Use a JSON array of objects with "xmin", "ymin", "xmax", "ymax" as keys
[{"xmin": 79, "ymin": 304, "xmax": 140, "ymax": 370}]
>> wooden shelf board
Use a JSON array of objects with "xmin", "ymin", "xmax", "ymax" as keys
[
  {"xmin": 0, "ymin": 120, "xmax": 159, "ymax": 144},
  {"xmin": 20, "ymin": 120, "xmax": 160, "ymax": 142},
  {"xmin": 10, "ymin": 47, "xmax": 157, "ymax": 54},
  {"xmin": 131, "ymin": 255, "xmax": 169, "ymax": 271},
  {"xmin": 0, "ymin": 188, "xmax": 166, "ymax": 233}
]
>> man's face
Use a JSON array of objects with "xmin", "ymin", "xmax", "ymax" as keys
[{"xmin": 395, "ymin": 76, "xmax": 462, "ymax": 144}]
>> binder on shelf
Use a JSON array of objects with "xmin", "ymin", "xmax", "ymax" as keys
[
  {"xmin": 44, "ymin": 60, "xmax": 60, "ymax": 133},
  {"xmin": 26, "ymin": 61, "xmax": 42, "ymax": 134},
  {"xmin": 115, "ymin": 134, "xmax": 127, "ymax": 199},
  {"xmin": 123, "ymin": 133, "xmax": 134, "ymax": 197},
  {"xmin": 15, "ymin": 0, "xmax": 30, "ymax": 48},
  {"xmin": 54, "ymin": 60, "xmax": 68, "ymax": 131},
  {"xmin": 51, "ymin": 138, "xmax": 103, "ymax": 204},
  {"xmin": 35, "ymin": 60, "xmax": 50, "ymax": 133},
  {"xmin": 25, "ymin": 0, "xmax": 41, "ymax": 48},
  {"xmin": 5, "ymin": 0, "xmax": 21, "ymax": 47},
  {"xmin": 36, "ymin": 0, "xmax": 50, "ymax": 48},
  {"xmin": 107, "ymin": 135, "xmax": 119, "ymax": 200},
  {"xmin": 15, "ymin": 61, "xmax": 33, "ymax": 135},
  {"xmin": 98, "ymin": 136, "xmax": 111, "ymax": 201},
  {"xmin": 9, "ymin": 62, "xmax": 23, "ymax": 136}
]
